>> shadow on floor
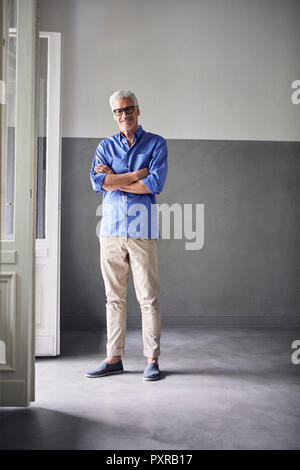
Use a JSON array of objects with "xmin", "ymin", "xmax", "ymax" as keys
[{"xmin": 0, "ymin": 407, "xmax": 118, "ymax": 450}]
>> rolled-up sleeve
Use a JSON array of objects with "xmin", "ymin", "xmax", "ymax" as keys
[
  {"xmin": 142, "ymin": 139, "xmax": 168, "ymax": 195},
  {"xmin": 90, "ymin": 142, "xmax": 109, "ymax": 193}
]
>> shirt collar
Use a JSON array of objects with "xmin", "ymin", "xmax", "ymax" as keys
[{"xmin": 118, "ymin": 124, "xmax": 143, "ymax": 143}]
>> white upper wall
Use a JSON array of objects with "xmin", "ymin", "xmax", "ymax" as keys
[{"xmin": 40, "ymin": 0, "xmax": 300, "ymax": 140}]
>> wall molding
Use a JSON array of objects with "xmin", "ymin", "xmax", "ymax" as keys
[
  {"xmin": 0, "ymin": 272, "xmax": 16, "ymax": 371},
  {"xmin": 0, "ymin": 250, "xmax": 17, "ymax": 264}
]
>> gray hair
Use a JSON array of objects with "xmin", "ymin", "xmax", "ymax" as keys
[{"xmin": 109, "ymin": 90, "xmax": 139, "ymax": 110}]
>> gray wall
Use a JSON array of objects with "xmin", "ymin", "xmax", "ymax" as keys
[
  {"xmin": 39, "ymin": 0, "xmax": 300, "ymax": 329},
  {"xmin": 40, "ymin": 0, "xmax": 300, "ymax": 141},
  {"xmin": 60, "ymin": 138, "xmax": 300, "ymax": 329}
]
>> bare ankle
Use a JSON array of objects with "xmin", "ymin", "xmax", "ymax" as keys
[
  {"xmin": 105, "ymin": 355, "xmax": 121, "ymax": 364},
  {"xmin": 148, "ymin": 357, "xmax": 158, "ymax": 364}
]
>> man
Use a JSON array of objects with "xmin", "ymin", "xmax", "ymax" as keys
[{"xmin": 86, "ymin": 90, "xmax": 168, "ymax": 381}]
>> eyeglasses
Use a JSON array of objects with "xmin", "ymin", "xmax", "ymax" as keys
[{"xmin": 113, "ymin": 105, "xmax": 137, "ymax": 116}]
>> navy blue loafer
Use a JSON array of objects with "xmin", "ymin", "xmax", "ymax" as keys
[
  {"xmin": 143, "ymin": 362, "xmax": 160, "ymax": 381},
  {"xmin": 85, "ymin": 360, "xmax": 124, "ymax": 378}
]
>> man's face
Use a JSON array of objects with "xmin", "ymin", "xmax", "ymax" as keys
[{"xmin": 112, "ymin": 97, "xmax": 140, "ymax": 134}]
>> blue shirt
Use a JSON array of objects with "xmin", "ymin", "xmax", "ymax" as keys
[{"xmin": 90, "ymin": 125, "xmax": 168, "ymax": 238}]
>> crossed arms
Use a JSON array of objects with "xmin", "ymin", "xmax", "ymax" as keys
[
  {"xmin": 90, "ymin": 139, "xmax": 168, "ymax": 195},
  {"xmin": 94, "ymin": 164, "xmax": 151, "ymax": 194}
]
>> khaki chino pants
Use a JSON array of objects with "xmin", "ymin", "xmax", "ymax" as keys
[{"xmin": 99, "ymin": 236, "xmax": 161, "ymax": 358}]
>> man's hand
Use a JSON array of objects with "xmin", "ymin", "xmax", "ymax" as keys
[
  {"xmin": 119, "ymin": 168, "xmax": 150, "ymax": 194},
  {"xmin": 119, "ymin": 180, "xmax": 151, "ymax": 194},
  {"xmin": 94, "ymin": 164, "xmax": 115, "ymax": 174},
  {"xmin": 136, "ymin": 167, "xmax": 149, "ymax": 179}
]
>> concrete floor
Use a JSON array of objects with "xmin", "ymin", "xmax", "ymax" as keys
[{"xmin": 0, "ymin": 327, "xmax": 300, "ymax": 450}]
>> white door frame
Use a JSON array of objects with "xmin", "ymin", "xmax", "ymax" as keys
[
  {"xmin": 35, "ymin": 31, "xmax": 62, "ymax": 356},
  {"xmin": 0, "ymin": 0, "xmax": 38, "ymax": 406}
]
